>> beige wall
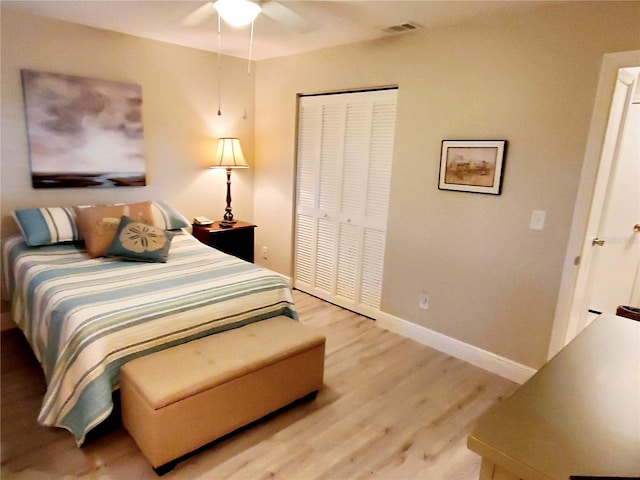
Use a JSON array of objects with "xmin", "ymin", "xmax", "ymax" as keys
[
  {"xmin": 2, "ymin": 3, "xmax": 639, "ymax": 371},
  {"xmin": 1, "ymin": 9, "xmax": 255, "ymax": 240},
  {"xmin": 253, "ymin": 2, "xmax": 640, "ymax": 368}
]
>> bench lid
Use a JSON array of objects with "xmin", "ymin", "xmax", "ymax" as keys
[{"xmin": 121, "ymin": 316, "xmax": 325, "ymax": 409}]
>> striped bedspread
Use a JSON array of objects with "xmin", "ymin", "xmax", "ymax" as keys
[{"xmin": 2, "ymin": 232, "xmax": 297, "ymax": 445}]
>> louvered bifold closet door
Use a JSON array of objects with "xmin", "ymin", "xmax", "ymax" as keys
[{"xmin": 294, "ymin": 89, "xmax": 397, "ymax": 317}]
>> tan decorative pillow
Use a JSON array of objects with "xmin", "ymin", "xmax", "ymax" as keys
[{"xmin": 74, "ymin": 202, "xmax": 153, "ymax": 258}]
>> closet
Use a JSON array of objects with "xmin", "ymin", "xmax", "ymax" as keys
[{"xmin": 293, "ymin": 88, "xmax": 398, "ymax": 317}]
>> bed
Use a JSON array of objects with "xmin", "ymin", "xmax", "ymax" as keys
[{"xmin": 2, "ymin": 213, "xmax": 297, "ymax": 446}]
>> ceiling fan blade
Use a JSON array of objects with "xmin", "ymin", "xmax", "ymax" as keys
[
  {"xmin": 260, "ymin": 1, "xmax": 314, "ymax": 33},
  {"xmin": 181, "ymin": 2, "xmax": 215, "ymax": 27}
]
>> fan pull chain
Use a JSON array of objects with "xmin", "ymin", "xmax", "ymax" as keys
[
  {"xmin": 247, "ymin": 20, "xmax": 255, "ymax": 77},
  {"xmin": 217, "ymin": 13, "xmax": 222, "ymax": 116},
  {"xmin": 243, "ymin": 20, "xmax": 255, "ymax": 120}
]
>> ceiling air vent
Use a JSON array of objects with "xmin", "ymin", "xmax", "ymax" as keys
[{"xmin": 381, "ymin": 22, "xmax": 422, "ymax": 34}]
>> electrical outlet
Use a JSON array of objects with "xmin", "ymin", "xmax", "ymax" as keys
[
  {"xmin": 418, "ymin": 292, "xmax": 430, "ymax": 310},
  {"xmin": 262, "ymin": 246, "xmax": 268, "ymax": 259}
]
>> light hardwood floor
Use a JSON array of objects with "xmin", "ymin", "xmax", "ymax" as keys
[{"xmin": 1, "ymin": 290, "xmax": 518, "ymax": 480}]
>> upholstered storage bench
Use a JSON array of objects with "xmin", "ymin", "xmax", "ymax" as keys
[{"xmin": 120, "ymin": 316, "xmax": 325, "ymax": 473}]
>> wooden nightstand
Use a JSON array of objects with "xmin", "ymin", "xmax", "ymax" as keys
[{"xmin": 192, "ymin": 221, "xmax": 257, "ymax": 263}]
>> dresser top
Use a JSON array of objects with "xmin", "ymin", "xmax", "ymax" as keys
[{"xmin": 468, "ymin": 314, "xmax": 640, "ymax": 479}]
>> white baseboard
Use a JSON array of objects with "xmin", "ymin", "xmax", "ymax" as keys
[{"xmin": 376, "ymin": 311, "xmax": 537, "ymax": 385}]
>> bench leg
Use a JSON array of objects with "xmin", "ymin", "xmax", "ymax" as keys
[
  {"xmin": 302, "ymin": 390, "xmax": 318, "ymax": 402},
  {"xmin": 153, "ymin": 460, "xmax": 177, "ymax": 477}
]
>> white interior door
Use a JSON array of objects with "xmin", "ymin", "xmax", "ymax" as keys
[
  {"xmin": 567, "ymin": 67, "xmax": 639, "ymax": 335},
  {"xmin": 586, "ymin": 98, "xmax": 640, "ymax": 317},
  {"xmin": 550, "ymin": 51, "xmax": 640, "ymax": 359}
]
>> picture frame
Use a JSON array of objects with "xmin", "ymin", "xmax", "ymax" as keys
[
  {"xmin": 438, "ymin": 140, "xmax": 506, "ymax": 195},
  {"xmin": 21, "ymin": 69, "xmax": 146, "ymax": 189}
]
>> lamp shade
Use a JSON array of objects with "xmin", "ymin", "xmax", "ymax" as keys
[
  {"xmin": 213, "ymin": 0, "xmax": 262, "ymax": 27},
  {"xmin": 211, "ymin": 138, "xmax": 249, "ymax": 169}
]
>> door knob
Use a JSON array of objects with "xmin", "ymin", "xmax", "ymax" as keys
[
  {"xmin": 634, "ymin": 224, "xmax": 640, "ymax": 232},
  {"xmin": 592, "ymin": 238, "xmax": 605, "ymax": 246}
]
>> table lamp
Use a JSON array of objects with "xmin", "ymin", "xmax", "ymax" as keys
[{"xmin": 211, "ymin": 137, "xmax": 249, "ymax": 226}]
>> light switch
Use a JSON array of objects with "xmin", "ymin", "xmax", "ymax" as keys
[{"xmin": 530, "ymin": 210, "xmax": 546, "ymax": 230}]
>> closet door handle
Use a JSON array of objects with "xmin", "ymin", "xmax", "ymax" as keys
[
  {"xmin": 592, "ymin": 238, "xmax": 605, "ymax": 247},
  {"xmin": 633, "ymin": 224, "xmax": 640, "ymax": 232}
]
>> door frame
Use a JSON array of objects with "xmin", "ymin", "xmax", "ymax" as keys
[{"xmin": 548, "ymin": 50, "xmax": 640, "ymax": 359}]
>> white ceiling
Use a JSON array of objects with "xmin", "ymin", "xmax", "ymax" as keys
[{"xmin": 2, "ymin": 1, "xmax": 551, "ymax": 61}]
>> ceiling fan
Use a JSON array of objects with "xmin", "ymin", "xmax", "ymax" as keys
[{"xmin": 181, "ymin": 0, "xmax": 313, "ymax": 32}]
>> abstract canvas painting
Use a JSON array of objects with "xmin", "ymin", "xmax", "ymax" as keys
[{"xmin": 21, "ymin": 69, "xmax": 145, "ymax": 188}]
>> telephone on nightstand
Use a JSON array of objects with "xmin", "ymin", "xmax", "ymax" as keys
[{"xmin": 193, "ymin": 216, "xmax": 213, "ymax": 226}]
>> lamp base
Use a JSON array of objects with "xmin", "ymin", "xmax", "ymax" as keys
[{"xmin": 219, "ymin": 220, "xmax": 236, "ymax": 228}]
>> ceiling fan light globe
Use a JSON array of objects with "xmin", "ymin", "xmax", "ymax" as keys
[{"xmin": 213, "ymin": 0, "xmax": 262, "ymax": 27}]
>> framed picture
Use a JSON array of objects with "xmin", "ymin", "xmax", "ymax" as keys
[
  {"xmin": 21, "ymin": 69, "xmax": 146, "ymax": 188},
  {"xmin": 438, "ymin": 140, "xmax": 506, "ymax": 195}
]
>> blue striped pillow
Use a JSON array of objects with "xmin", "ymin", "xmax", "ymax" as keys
[
  {"xmin": 13, "ymin": 207, "xmax": 81, "ymax": 246},
  {"xmin": 151, "ymin": 201, "xmax": 189, "ymax": 230}
]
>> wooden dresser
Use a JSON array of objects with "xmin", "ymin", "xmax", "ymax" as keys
[{"xmin": 467, "ymin": 314, "xmax": 640, "ymax": 480}]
